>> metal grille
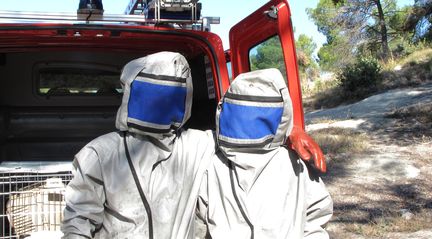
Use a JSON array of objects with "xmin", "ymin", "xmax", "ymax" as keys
[{"xmin": 0, "ymin": 172, "xmax": 72, "ymax": 239}]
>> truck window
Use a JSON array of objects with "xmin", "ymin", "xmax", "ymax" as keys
[
  {"xmin": 249, "ymin": 35, "xmax": 288, "ymax": 83},
  {"xmin": 37, "ymin": 67, "xmax": 122, "ymax": 96},
  {"xmin": 226, "ymin": 62, "xmax": 233, "ymax": 82}
]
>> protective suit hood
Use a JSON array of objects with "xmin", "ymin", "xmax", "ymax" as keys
[
  {"xmin": 116, "ymin": 51, "xmax": 193, "ymax": 141},
  {"xmin": 215, "ymin": 69, "xmax": 293, "ymax": 191},
  {"xmin": 216, "ymin": 68, "xmax": 293, "ymax": 154}
]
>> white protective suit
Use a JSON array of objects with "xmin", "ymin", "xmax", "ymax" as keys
[
  {"xmin": 61, "ymin": 52, "xmax": 215, "ymax": 239},
  {"xmin": 197, "ymin": 69, "xmax": 333, "ymax": 239}
]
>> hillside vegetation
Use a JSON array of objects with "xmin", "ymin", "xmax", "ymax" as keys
[
  {"xmin": 299, "ymin": 1, "xmax": 432, "ymax": 238},
  {"xmin": 303, "ymin": 48, "xmax": 432, "ymax": 111}
]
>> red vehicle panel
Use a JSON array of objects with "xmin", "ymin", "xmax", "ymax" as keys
[{"xmin": 229, "ymin": 0, "xmax": 305, "ymax": 129}]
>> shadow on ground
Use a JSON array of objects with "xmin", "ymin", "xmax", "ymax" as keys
[{"xmin": 325, "ymin": 162, "xmax": 432, "ymax": 238}]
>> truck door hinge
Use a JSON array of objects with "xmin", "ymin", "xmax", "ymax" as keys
[{"xmin": 265, "ymin": 6, "xmax": 278, "ymax": 19}]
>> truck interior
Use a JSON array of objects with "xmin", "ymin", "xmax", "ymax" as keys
[
  {"xmin": 0, "ymin": 29, "xmax": 221, "ymax": 237},
  {"xmin": 0, "ymin": 41, "xmax": 218, "ymax": 163}
]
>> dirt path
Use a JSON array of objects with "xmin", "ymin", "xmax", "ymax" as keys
[{"xmin": 306, "ymin": 83, "xmax": 432, "ymax": 238}]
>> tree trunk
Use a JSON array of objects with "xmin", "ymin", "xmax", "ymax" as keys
[{"xmin": 374, "ymin": 0, "xmax": 392, "ymax": 61}]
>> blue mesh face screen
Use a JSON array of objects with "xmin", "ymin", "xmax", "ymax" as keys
[
  {"xmin": 128, "ymin": 80, "xmax": 187, "ymax": 125},
  {"xmin": 219, "ymin": 102, "xmax": 283, "ymax": 140}
]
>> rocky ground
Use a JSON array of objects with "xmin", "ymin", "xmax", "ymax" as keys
[{"xmin": 306, "ymin": 83, "xmax": 432, "ymax": 239}]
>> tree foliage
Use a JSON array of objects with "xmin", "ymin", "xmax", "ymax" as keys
[
  {"xmin": 308, "ymin": 0, "xmax": 410, "ymax": 70},
  {"xmin": 404, "ymin": 0, "xmax": 432, "ymax": 41},
  {"xmin": 307, "ymin": 0, "xmax": 356, "ymax": 70},
  {"xmin": 250, "ymin": 36, "xmax": 286, "ymax": 75},
  {"xmin": 297, "ymin": 34, "xmax": 317, "ymax": 58},
  {"xmin": 249, "ymin": 34, "xmax": 319, "ymax": 88},
  {"xmin": 296, "ymin": 34, "xmax": 320, "ymax": 81}
]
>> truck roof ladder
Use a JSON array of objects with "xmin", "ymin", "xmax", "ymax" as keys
[
  {"xmin": 125, "ymin": 0, "xmax": 147, "ymax": 16},
  {"xmin": 0, "ymin": 0, "xmax": 219, "ymax": 30}
]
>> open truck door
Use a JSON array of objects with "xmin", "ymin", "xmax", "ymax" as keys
[{"xmin": 229, "ymin": 0, "xmax": 305, "ymax": 129}]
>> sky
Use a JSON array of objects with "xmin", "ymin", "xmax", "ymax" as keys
[{"xmin": 0, "ymin": 0, "xmax": 413, "ymax": 51}]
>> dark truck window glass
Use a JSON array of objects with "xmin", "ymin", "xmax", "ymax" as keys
[
  {"xmin": 249, "ymin": 35, "xmax": 288, "ymax": 83},
  {"xmin": 38, "ymin": 68, "xmax": 122, "ymax": 96}
]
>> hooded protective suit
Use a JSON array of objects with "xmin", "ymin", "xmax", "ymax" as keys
[
  {"xmin": 61, "ymin": 52, "xmax": 215, "ymax": 239},
  {"xmin": 197, "ymin": 68, "xmax": 333, "ymax": 239}
]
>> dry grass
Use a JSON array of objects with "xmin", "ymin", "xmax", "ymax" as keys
[
  {"xmin": 309, "ymin": 128, "xmax": 369, "ymax": 159},
  {"xmin": 380, "ymin": 49, "xmax": 432, "ymax": 90},
  {"xmin": 304, "ymin": 87, "xmax": 346, "ymax": 111},
  {"xmin": 398, "ymin": 48, "xmax": 432, "ymax": 67},
  {"xmin": 308, "ymin": 117, "xmax": 339, "ymax": 124},
  {"xmin": 345, "ymin": 209, "xmax": 432, "ymax": 237},
  {"xmin": 327, "ymin": 173, "xmax": 432, "ymax": 239},
  {"xmin": 387, "ymin": 102, "xmax": 432, "ymax": 124},
  {"xmin": 382, "ymin": 102, "xmax": 432, "ymax": 143}
]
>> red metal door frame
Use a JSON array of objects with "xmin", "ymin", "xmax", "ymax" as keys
[{"xmin": 229, "ymin": 0, "xmax": 305, "ymax": 129}]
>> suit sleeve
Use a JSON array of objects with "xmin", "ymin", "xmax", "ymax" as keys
[
  {"xmin": 61, "ymin": 147, "xmax": 106, "ymax": 239},
  {"xmin": 303, "ymin": 169, "xmax": 333, "ymax": 239}
]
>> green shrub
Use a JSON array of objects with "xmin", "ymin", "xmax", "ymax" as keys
[{"xmin": 338, "ymin": 57, "xmax": 382, "ymax": 100}]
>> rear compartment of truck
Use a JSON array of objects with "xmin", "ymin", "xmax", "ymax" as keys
[{"xmin": 0, "ymin": 29, "xmax": 220, "ymax": 237}]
